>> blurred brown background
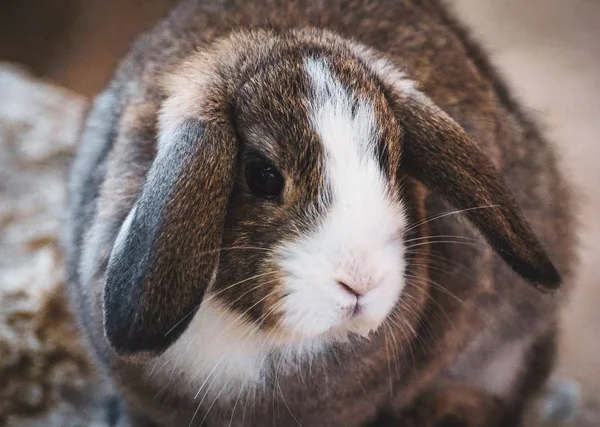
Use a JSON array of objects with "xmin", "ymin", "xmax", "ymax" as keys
[
  {"xmin": 0, "ymin": 0, "xmax": 178, "ymax": 96},
  {"xmin": 1, "ymin": 0, "xmax": 598, "ymax": 423}
]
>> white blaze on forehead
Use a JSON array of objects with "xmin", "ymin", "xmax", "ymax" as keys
[
  {"xmin": 268, "ymin": 57, "xmax": 406, "ymax": 340},
  {"xmin": 304, "ymin": 57, "xmax": 402, "ymax": 240},
  {"xmin": 304, "ymin": 57, "xmax": 380, "ymax": 202}
]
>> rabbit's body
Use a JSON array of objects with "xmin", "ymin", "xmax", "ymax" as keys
[{"xmin": 65, "ymin": 1, "xmax": 574, "ymax": 426}]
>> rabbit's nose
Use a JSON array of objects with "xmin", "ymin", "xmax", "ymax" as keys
[{"xmin": 336, "ymin": 278, "xmax": 374, "ymax": 297}]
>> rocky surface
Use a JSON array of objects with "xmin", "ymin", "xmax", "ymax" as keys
[{"xmin": 0, "ymin": 65, "xmax": 111, "ymax": 427}]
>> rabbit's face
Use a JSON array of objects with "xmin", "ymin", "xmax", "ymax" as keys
[{"xmin": 214, "ymin": 53, "xmax": 409, "ymax": 344}]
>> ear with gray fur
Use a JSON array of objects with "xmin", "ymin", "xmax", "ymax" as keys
[
  {"xmin": 104, "ymin": 118, "xmax": 237, "ymax": 357},
  {"xmin": 391, "ymin": 90, "xmax": 560, "ymax": 292}
]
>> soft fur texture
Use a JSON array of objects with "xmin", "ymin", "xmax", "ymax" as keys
[{"xmin": 64, "ymin": 1, "xmax": 575, "ymax": 426}]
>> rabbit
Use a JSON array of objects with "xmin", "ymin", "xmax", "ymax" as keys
[{"xmin": 63, "ymin": 0, "xmax": 576, "ymax": 426}]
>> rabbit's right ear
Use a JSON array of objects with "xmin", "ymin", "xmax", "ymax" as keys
[
  {"xmin": 104, "ymin": 117, "xmax": 237, "ymax": 357},
  {"xmin": 350, "ymin": 47, "xmax": 560, "ymax": 292},
  {"xmin": 383, "ymin": 83, "xmax": 561, "ymax": 293}
]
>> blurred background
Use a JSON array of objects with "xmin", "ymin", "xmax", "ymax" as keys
[
  {"xmin": 453, "ymin": 0, "xmax": 600, "ymax": 420},
  {"xmin": 0, "ymin": 0, "xmax": 598, "ymax": 425}
]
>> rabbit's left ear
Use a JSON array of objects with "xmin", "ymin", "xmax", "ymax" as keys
[
  {"xmin": 377, "ymin": 73, "xmax": 560, "ymax": 292},
  {"xmin": 104, "ymin": 118, "xmax": 238, "ymax": 357}
]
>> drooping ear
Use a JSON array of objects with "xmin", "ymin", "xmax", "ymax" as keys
[
  {"xmin": 390, "ymin": 88, "xmax": 560, "ymax": 292},
  {"xmin": 104, "ymin": 118, "xmax": 237, "ymax": 357}
]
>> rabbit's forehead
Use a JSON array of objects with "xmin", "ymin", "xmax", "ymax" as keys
[
  {"xmin": 302, "ymin": 56, "xmax": 396, "ymax": 204},
  {"xmin": 237, "ymin": 53, "xmax": 401, "ymax": 205}
]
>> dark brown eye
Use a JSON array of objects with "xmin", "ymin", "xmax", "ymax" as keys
[{"xmin": 245, "ymin": 158, "xmax": 284, "ymax": 199}]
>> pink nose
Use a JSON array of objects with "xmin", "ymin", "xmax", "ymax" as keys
[{"xmin": 336, "ymin": 279, "xmax": 372, "ymax": 297}]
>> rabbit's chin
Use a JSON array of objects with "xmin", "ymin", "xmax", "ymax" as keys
[
  {"xmin": 148, "ymin": 288, "xmax": 401, "ymax": 401},
  {"xmin": 278, "ymin": 315, "xmax": 387, "ymax": 345}
]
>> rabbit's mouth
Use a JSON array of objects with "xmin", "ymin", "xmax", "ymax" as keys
[{"xmin": 271, "ymin": 234, "xmax": 407, "ymax": 344}]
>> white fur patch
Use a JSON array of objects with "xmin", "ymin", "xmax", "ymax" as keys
[
  {"xmin": 272, "ymin": 57, "xmax": 407, "ymax": 340},
  {"xmin": 150, "ymin": 299, "xmax": 329, "ymax": 400},
  {"xmin": 150, "ymin": 300, "xmax": 265, "ymax": 398}
]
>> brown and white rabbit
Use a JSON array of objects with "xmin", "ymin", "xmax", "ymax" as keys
[{"xmin": 64, "ymin": 0, "xmax": 575, "ymax": 426}]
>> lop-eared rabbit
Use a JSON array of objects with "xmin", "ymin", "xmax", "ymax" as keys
[{"xmin": 64, "ymin": 0, "xmax": 575, "ymax": 425}]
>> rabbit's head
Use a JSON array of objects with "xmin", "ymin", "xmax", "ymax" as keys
[{"xmin": 103, "ymin": 30, "xmax": 560, "ymax": 362}]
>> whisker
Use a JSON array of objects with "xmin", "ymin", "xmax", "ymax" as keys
[
  {"xmin": 385, "ymin": 313, "xmax": 415, "ymax": 373},
  {"xmin": 199, "ymin": 378, "xmax": 231, "ymax": 427},
  {"xmin": 193, "ymin": 246, "xmax": 275, "ymax": 257},
  {"xmin": 242, "ymin": 300, "xmax": 286, "ymax": 346},
  {"xmin": 403, "ymin": 234, "xmax": 481, "ymax": 244},
  {"xmin": 165, "ymin": 274, "xmax": 279, "ymax": 338},
  {"xmin": 404, "ymin": 273, "xmax": 466, "ymax": 306},
  {"xmin": 241, "ymin": 381, "xmax": 253, "ymax": 425},
  {"xmin": 229, "ymin": 287, "xmax": 283, "ymax": 329},
  {"xmin": 203, "ymin": 271, "xmax": 279, "ymax": 303},
  {"xmin": 269, "ymin": 324, "xmax": 303, "ymax": 427},
  {"xmin": 385, "ymin": 317, "xmax": 405, "ymax": 376},
  {"xmin": 188, "ymin": 356, "xmax": 225, "ymax": 427},
  {"xmin": 192, "ymin": 373, "xmax": 223, "ymax": 427},
  {"xmin": 228, "ymin": 385, "xmax": 245, "ymax": 427},
  {"xmin": 409, "ymin": 260, "xmax": 479, "ymax": 282},
  {"xmin": 406, "ymin": 278, "xmax": 465, "ymax": 310},
  {"xmin": 403, "ymin": 205, "xmax": 499, "ymax": 234},
  {"xmin": 276, "ymin": 364, "xmax": 303, "ymax": 426},
  {"xmin": 407, "ymin": 249, "xmax": 481, "ymax": 280},
  {"xmin": 396, "ymin": 295, "xmax": 449, "ymax": 359},
  {"xmin": 405, "ymin": 240, "xmax": 480, "ymax": 250},
  {"xmin": 382, "ymin": 325, "xmax": 394, "ymax": 396},
  {"xmin": 194, "ymin": 358, "xmax": 225, "ymax": 400}
]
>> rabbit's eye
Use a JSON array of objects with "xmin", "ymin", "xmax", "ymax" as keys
[{"xmin": 245, "ymin": 158, "xmax": 284, "ymax": 199}]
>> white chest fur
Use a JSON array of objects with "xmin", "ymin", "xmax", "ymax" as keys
[
  {"xmin": 148, "ymin": 300, "xmax": 332, "ymax": 403},
  {"xmin": 149, "ymin": 300, "xmax": 269, "ymax": 401}
]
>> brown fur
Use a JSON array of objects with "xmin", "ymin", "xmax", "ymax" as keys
[{"xmin": 64, "ymin": 1, "xmax": 576, "ymax": 426}]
